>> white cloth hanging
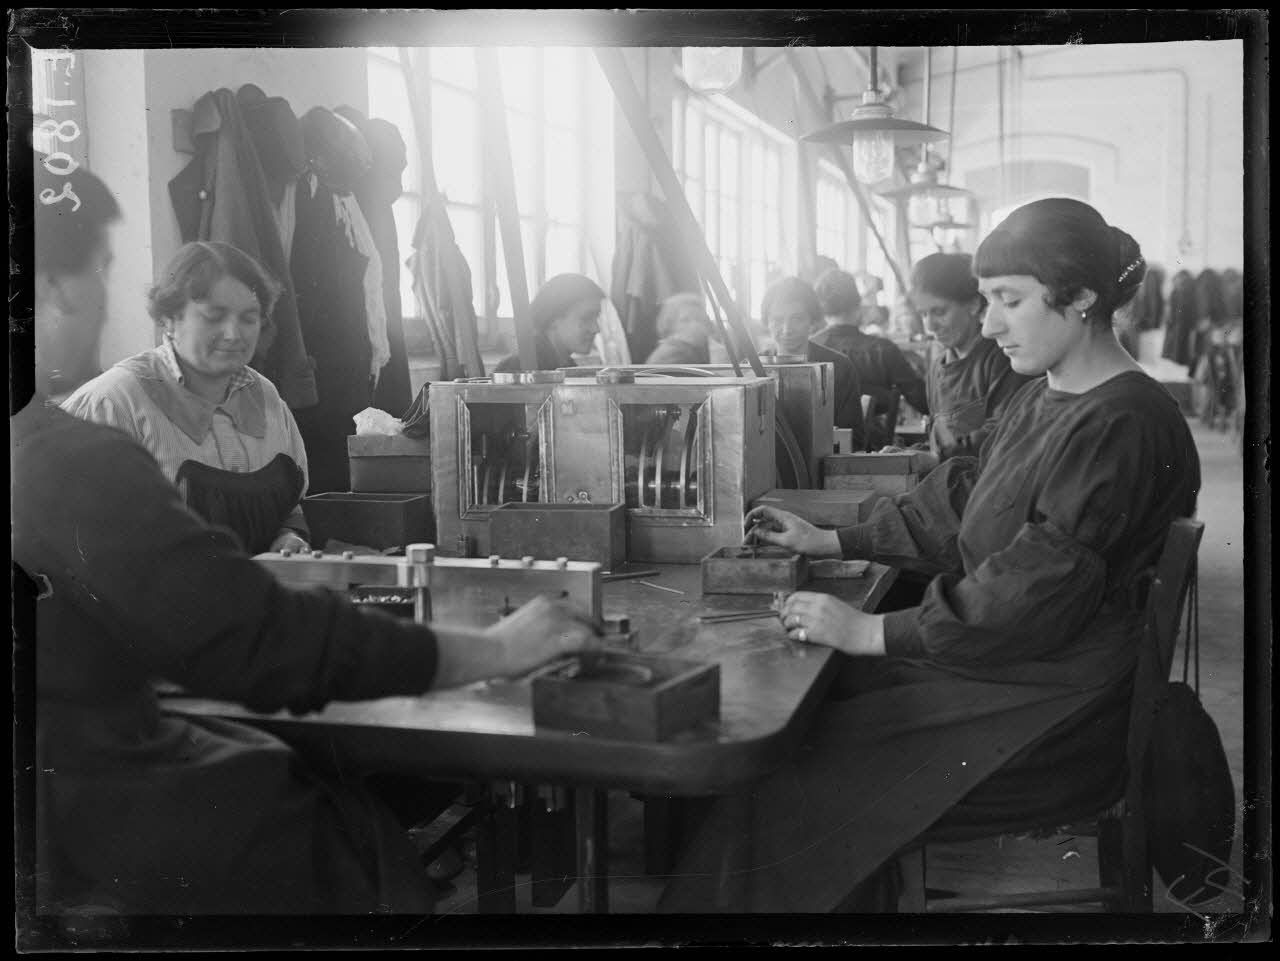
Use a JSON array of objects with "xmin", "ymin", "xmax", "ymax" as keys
[{"xmin": 332, "ymin": 193, "xmax": 390, "ymax": 380}]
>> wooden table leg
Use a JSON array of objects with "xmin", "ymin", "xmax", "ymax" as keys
[
  {"xmin": 475, "ymin": 782, "xmax": 521, "ymax": 913},
  {"xmin": 532, "ymin": 785, "xmax": 576, "ymax": 907},
  {"xmin": 575, "ymin": 787, "xmax": 609, "ymax": 913},
  {"xmin": 643, "ymin": 795, "xmax": 683, "ymax": 875}
]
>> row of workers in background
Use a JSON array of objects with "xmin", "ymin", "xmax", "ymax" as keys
[{"xmin": 491, "ymin": 248, "xmax": 1034, "ymax": 472}]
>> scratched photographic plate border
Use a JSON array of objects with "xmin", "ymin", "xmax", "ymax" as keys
[{"xmin": 8, "ymin": 6, "xmax": 1270, "ymax": 950}]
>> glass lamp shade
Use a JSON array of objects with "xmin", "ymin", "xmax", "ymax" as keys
[
  {"xmin": 852, "ymin": 130, "xmax": 896, "ymax": 184},
  {"xmin": 681, "ymin": 47, "xmax": 744, "ymax": 94},
  {"xmin": 908, "ymin": 187, "xmax": 975, "ymax": 229}
]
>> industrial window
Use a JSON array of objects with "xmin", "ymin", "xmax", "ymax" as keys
[
  {"xmin": 673, "ymin": 89, "xmax": 790, "ymax": 319},
  {"xmin": 367, "ymin": 47, "xmax": 609, "ymax": 348},
  {"xmin": 815, "ymin": 160, "xmax": 862, "ymax": 273}
]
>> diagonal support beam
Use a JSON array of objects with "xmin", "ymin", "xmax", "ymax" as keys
[{"xmin": 595, "ymin": 47, "xmax": 766, "ymax": 378}]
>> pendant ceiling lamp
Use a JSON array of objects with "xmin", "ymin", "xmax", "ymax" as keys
[
  {"xmin": 681, "ymin": 47, "xmax": 744, "ymax": 94},
  {"xmin": 801, "ymin": 45, "xmax": 948, "ymax": 185},
  {"xmin": 878, "ymin": 47, "xmax": 976, "ymax": 233}
]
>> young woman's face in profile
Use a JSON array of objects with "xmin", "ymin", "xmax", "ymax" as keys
[
  {"xmin": 978, "ymin": 275, "xmax": 1082, "ymax": 376},
  {"xmin": 551, "ymin": 298, "xmax": 602, "ymax": 355}
]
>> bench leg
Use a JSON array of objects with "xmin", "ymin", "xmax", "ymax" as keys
[
  {"xmin": 475, "ymin": 784, "xmax": 520, "ymax": 913},
  {"xmin": 575, "ymin": 788, "xmax": 609, "ymax": 913},
  {"xmin": 532, "ymin": 786, "xmax": 576, "ymax": 908}
]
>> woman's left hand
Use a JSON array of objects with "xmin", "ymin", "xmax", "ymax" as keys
[
  {"xmin": 270, "ymin": 531, "xmax": 310, "ymax": 554},
  {"xmin": 780, "ymin": 591, "xmax": 886, "ymax": 656}
]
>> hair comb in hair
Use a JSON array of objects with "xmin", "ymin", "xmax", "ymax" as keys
[{"xmin": 1117, "ymin": 257, "xmax": 1145, "ymax": 285}]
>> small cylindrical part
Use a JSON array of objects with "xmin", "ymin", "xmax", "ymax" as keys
[
  {"xmin": 489, "ymin": 554, "xmax": 501, "ymax": 567},
  {"xmin": 342, "ymin": 550, "xmax": 355, "ymax": 560},
  {"xmin": 311, "ymin": 550, "xmax": 324, "ymax": 559},
  {"xmin": 521, "ymin": 556, "xmax": 535, "ymax": 568},
  {"xmin": 555, "ymin": 557, "xmax": 569, "ymax": 570},
  {"xmin": 406, "ymin": 543, "xmax": 436, "ymax": 564}
]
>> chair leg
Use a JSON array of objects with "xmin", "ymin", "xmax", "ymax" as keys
[
  {"xmin": 1099, "ymin": 812, "xmax": 1152, "ymax": 912},
  {"xmin": 897, "ymin": 847, "xmax": 928, "ymax": 912}
]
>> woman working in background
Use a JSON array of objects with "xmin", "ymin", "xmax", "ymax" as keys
[
  {"xmin": 660, "ymin": 197, "xmax": 1199, "ymax": 912},
  {"xmin": 493, "ymin": 272, "xmax": 605, "ymax": 373},
  {"xmin": 812, "ymin": 268, "xmax": 930, "ymax": 448},
  {"xmin": 909, "ymin": 252, "xmax": 1034, "ymax": 465},
  {"xmin": 63, "ymin": 241, "xmax": 311, "ymax": 556},
  {"xmin": 759, "ymin": 275, "xmax": 866, "ymax": 447},
  {"xmin": 644, "ymin": 292, "xmax": 717, "ymax": 366}
]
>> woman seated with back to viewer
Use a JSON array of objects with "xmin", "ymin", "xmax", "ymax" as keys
[
  {"xmin": 644, "ymin": 292, "xmax": 717, "ymax": 366},
  {"xmin": 812, "ymin": 267, "xmax": 930, "ymax": 448},
  {"xmin": 909, "ymin": 251, "xmax": 1036, "ymax": 466},
  {"xmin": 63, "ymin": 241, "xmax": 311, "ymax": 556},
  {"xmin": 493, "ymin": 272, "xmax": 605, "ymax": 373},
  {"xmin": 658, "ymin": 197, "xmax": 1200, "ymax": 912}
]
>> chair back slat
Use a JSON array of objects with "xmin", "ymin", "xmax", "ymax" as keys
[{"xmin": 1123, "ymin": 518, "xmax": 1205, "ymax": 794}]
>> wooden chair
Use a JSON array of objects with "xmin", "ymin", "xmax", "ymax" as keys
[{"xmin": 901, "ymin": 517, "xmax": 1205, "ymax": 912}]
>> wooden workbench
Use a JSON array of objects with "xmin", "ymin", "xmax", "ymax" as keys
[{"xmin": 163, "ymin": 560, "xmax": 896, "ymax": 911}]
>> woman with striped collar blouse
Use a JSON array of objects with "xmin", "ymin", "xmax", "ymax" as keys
[{"xmin": 63, "ymin": 241, "xmax": 311, "ymax": 556}]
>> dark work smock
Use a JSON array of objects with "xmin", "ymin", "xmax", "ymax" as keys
[
  {"xmin": 925, "ymin": 336, "xmax": 1036, "ymax": 462},
  {"xmin": 14, "ymin": 403, "xmax": 439, "ymax": 914},
  {"xmin": 658, "ymin": 371, "xmax": 1199, "ymax": 912}
]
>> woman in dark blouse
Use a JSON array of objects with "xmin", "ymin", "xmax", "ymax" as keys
[
  {"xmin": 909, "ymin": 251, "xmax": 1035, "ymax": 464},
  {"xmin": 659, "ymin": 198, "xmax": 1200, "ymax": 912}
]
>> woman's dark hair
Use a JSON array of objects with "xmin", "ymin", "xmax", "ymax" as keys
[
  {"xmin": 760, "ymin": 276, "xmax": 823, "ymax": 329},
  {"xmin": 813, "ymin": 269, "xmax": 862, "ymax": 317},
  {"xmin": 1194, "ymin": 268, "xmax": 1227, "ymax": 326},
  {"xmin": 974, "ymin": 197, "xmax": 1145, "ymax": 324},
  {"xmin": 148, "ymin": 242, "xmax": 282, "ymax": 324},
  {"xmin": 529, "ymin": 273, "xmax": 605, "ymax": 334},
  {"xmin": 33, "ymin": 154, "xmax": 122, "ymax": 275},
  {"xmin": 910, "ymin": 252, "xmax": 987, "ymax": 311}
]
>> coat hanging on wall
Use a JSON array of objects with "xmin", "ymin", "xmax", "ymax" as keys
[
  {"xmin": 289, "ymin": 107, "xmax": 380, "ymax": 494},
  {"xmin": 334, "ymin": 106, "xmax": 414, "ymax": 417},
  {"xmin": 168, "ymin": 87, "xmax": 318, "ymax": 410}
]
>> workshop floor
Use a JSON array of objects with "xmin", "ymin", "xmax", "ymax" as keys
[{"xmin": 406, "ymin": 354, "xmax": 1248, "ymax": 918}]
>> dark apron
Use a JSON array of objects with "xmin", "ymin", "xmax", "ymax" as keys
[{"xmin": 175, "ymin": 453, "xmax": 304, "ymax": 555}]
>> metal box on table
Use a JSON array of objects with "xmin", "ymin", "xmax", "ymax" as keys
[
  {"xmin": 565, "ymin": 362, "xmax": 833, "ymax": 490},
  {"xmin": 701, "ymin": 545, "xmax": 808, "ymax": 594},
  {"xmin": 301, "ymin": 492, "xmax": 434, "ymax": 550},
  {"xmin": 531, "ymin": 651, "xmax": 721, "ymax": 742},
  {"xmin": 429, "ymin": 378, "xmax": 558, "ymax": 556},
  {"xmin": 347, "ymin": 434, "xmax": 432, "ymax": 493},
  {"xmin": 822, "ymin": 451, "xmax": 932, "ymax": 497},
  {"xmin": 489, "ymin": 502, "xmax": 627, "ymax": 570},
  {"xmin": 751, "ymin": 488, "xmax": 879, "ymax": 527},
  {"xmin": 550, "ymin": 375, "xmax": 776, "ymax": 564}
]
